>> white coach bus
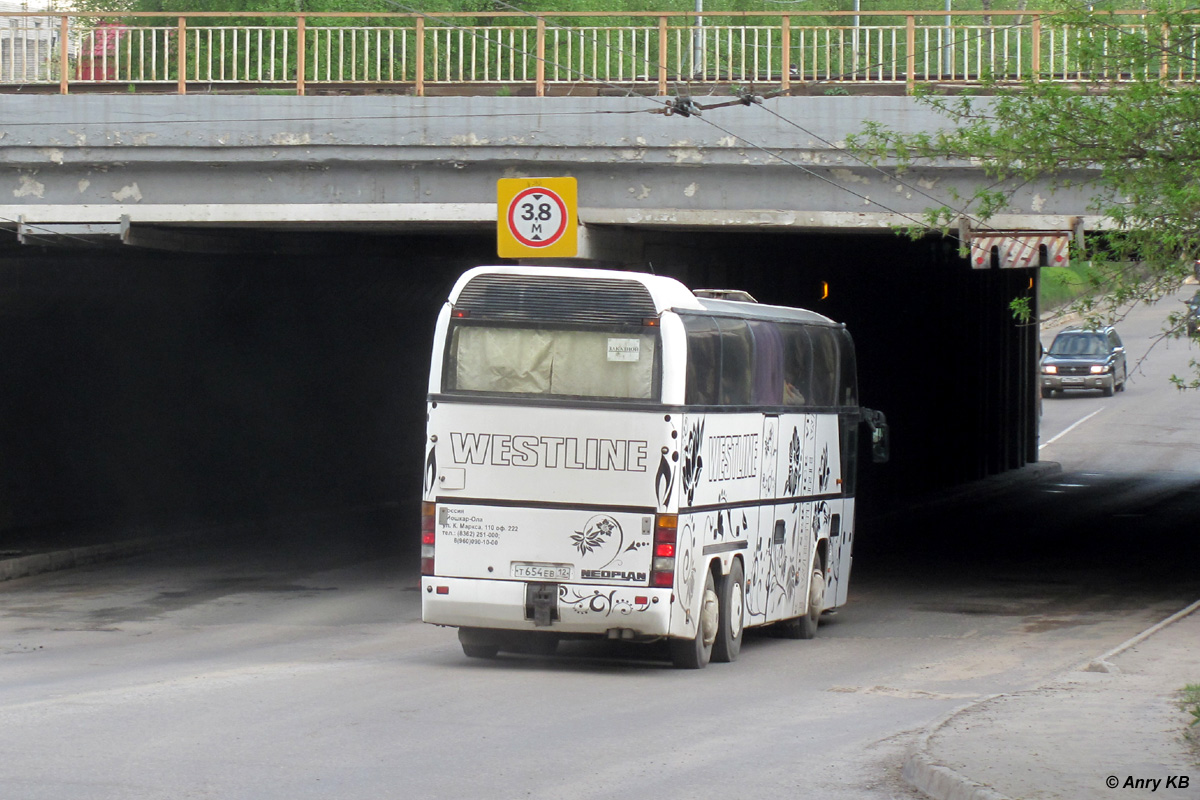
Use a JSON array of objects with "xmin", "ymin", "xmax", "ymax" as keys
[{"xmin": 421, "ymin": 266, "xmax": 888, "ymax": 668}]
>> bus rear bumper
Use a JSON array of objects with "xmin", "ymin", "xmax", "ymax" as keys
[{"xmin": 421, "ymin": 576, "xmax": 674, "ymax": 636}]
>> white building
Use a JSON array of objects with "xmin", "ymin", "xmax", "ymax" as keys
[{"xmin": 1, "ymin": 1, "xmax": 63, "ymax": 84}]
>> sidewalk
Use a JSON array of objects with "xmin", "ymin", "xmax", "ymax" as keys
[{"xmin": 905, "ymin": 601, "xmax": 1200, "ymax": 800}]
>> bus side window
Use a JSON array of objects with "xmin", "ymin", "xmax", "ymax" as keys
[
  {"xmin": 748, "ymin": 320, "xmax": 783, "ymax": 405},
  {"xmin": 716, "ymin": 319, "xmax": 754, "ymax": 406},
  {"xmin": 683, "ymin": 315, "xmax": 721, "ymax": 405},
  {"xmin": 838, "ymin": 329, "xmax": 858, "ymax": 407},
  {"xmin": 780, "ymin": 324, "xmax": 812, "ymax": 406},
  {"xmin": 809, "ymin": 326, "xmax": 839, "ymax": 407},
  {"xmin": 840, "ymin": 413, "xmax": 859, "ymax": 495}
]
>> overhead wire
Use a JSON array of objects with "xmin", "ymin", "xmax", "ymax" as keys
[
  {"xmin": 481, "ymin": 0, "xmax": 1084, "ymax": 252},
  {"xmin": 392, "ymin": 0, "xmax": 983, "ymax": 239}
]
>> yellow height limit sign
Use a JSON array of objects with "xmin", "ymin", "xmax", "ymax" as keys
[{"xmin": 497, "ymin": 177, "xmax": 578, "ymax": 259}]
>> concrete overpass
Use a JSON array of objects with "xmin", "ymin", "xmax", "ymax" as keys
[
  {"xmin": 2, "ymin": 95, "xmax": 1097, "ymax": 243},
  {"xmin": 1, "ymin": 95, "xmax": 1092, "ymax": 534}
]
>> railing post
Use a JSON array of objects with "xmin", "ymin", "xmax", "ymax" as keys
[
  {"xmin": 781, "ymin": 15, "xmax": 791, "ymax": 91},
  {"xmin": 658, "ymin": 15, "xmax": 668, "ymax": 96},
  {"xmin": 1031, "ymin": 15, "xmax": 1041, "ymax": 82},
  {"xmin": 536, "ymin": 17, "xmax": 546, "ymax": 97},
  {"xmin": 58, "ymin": 15, "xmax": 69, "ymax": 94},
  {"xmin": 906, "ymin": 14, "xmax": 916, "ymax": 93},
  {"xmin": 177, "ymin": 17, "xmax": 187, "ymax": 95},
  {"xmin": 415, "ymin": 17, "xmax": 425, "ymax": 97},
  {"xmin": 296, "ymin": 15, "xmax": 306, "ymax": 96}
]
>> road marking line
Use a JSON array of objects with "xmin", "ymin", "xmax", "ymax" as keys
[{"xmin": 1040, "ymin": 409, "xmax": 1104, "ymax": 450}]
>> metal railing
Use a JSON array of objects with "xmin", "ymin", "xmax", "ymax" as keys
[{"xmin": 2, "ymin": 10, "xmax": 1197, "ymax": 94}]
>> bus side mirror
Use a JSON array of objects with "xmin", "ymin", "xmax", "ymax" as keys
[{"xmin": 861, "ymin": 408, "xmax": 890, "ymax": 464}]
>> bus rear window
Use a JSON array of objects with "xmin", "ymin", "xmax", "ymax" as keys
[{"xmin": 445, "ymin": 323, "xmax": 659, "ymax": 400}]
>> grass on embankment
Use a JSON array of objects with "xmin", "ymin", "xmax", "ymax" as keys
[
  {"xmin": 1183, "ymin": 684, "xmax": 1200, "ymax": 765},
  {"xmin": 1040, "ymin": 262, "xmax": 1099, "ymax": 320}
]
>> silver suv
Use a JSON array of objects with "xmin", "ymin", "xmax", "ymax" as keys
[{"xmin": 1041, "ymin": 327, "xmax": 1127, "ymax": 398}]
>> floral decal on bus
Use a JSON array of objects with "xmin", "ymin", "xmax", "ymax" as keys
[
  {"xmin": 760, "ymin": 425, "xmax": 778, "ymax": 498},
  {"xmin": 681, "ymin": 419, "xmax": 705, "ymax": 505},
  {"xmin": 677, "ymin": 518, "xmax": 699, "ymax": 629},
  {"xmin": 655, "ymin": 454, "xmax": 675, "ymax": 508},
  {"xmin": 571, "ymin": 515, "xmax": 623, "ymax": 560},
  {"xmin": 785, "ymin": 426, "xmax": 803, "ymax": 496},
  {"xmin": 817, "ymin": 444, "xmax": 831, "ymax": 492},
  {"xmin": 707, "ymin": 495, "xmax": 749, "ymax": 544},
  {"xmin": 560, "ymin": 586, "xmax": 654, "ymax": 617},
  {"xmin": 812, "ymin": 501, "xmax": 832, "ymax": 539},
  {"xmin": 423, "ymin": 446, "xmax": 437, "ymax": 496}
]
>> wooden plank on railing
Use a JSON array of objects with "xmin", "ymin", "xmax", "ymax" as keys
[
  {"xmin": 906, "ymin": 15, "xmax": 916, "ymax": 93},
  {"xmin": 416, "ymin": 17, "xmax": 425, "ymax": 96},
  {"xmin": 536, "ymin": 18, "xmax": 546, "ymax": 96},
  {"xmin": 297, "ymin": 16, "xmax": 306, "ymax": 95},
  {"xmin": 782, "ymin": 15, "xmax": 791, "ymax": 91},
  {"xmin": 59, "ymin": 16, "xmax": 69, "ymax": 94},
  {"xmin": 658, "ymin": 16, "xmax": 668, "ymax": 95},
  {"xmin": 177, "ymin": 17, "xmax": 187, "ymax": 94},
  {"xmin": 1032, "ymin": 15, "xmax": 1041, "ymax": 82}
]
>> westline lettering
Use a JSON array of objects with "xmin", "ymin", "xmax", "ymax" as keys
[
  {"xmin": 707, "ymin": 433, "xmax": 759, "ymax": 481},
  {"xmin": 451, "ymin": 432, "xmax": 649, "ymax": 472}
]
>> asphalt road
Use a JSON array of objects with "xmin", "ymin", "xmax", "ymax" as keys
[
  {"xmin": 1039, "ymin": 285, "xmax": 1200, "ymax": 473},
  {"xmin": 2, "ymin": 292, "xmax": 1198, "ymax": 800}
]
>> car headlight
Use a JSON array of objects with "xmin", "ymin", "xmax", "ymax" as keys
[
  {"xmin": 1090, "ymin": 365, "xmax": 1109, "ymax": 374},
  {"xmin": 1043, "ymin": 365, "xmax": 1058, "ymax": 374}
]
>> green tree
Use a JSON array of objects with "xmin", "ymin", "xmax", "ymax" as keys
[{"xmin": 849, "ymin": 1, "xmax": 1200, "ymax": 386}]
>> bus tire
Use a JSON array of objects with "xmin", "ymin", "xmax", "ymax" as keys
[
  {"xmin": 712, "ymin": 559, "xmax": 744, "ymax": 663},
  {"xmin": 458, "ymin": 627, "xmax": 500, "ymax": 659},
  {"xmin": 669, "ymin": 569, "xmax": 718, "ymax": 669},
  {"xmin": 776, "ymin": 555, "xmax": 824, "ymax": 640}
]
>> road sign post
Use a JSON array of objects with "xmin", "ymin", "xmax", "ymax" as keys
[{"xmin": 497, "ymin": 177, "xmax": 578, "ymax": 259}]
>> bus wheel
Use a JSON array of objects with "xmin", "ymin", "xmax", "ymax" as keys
[
  {"xmin": 458, "ymin": 627, "xmax": 499, "ymax": 659},
  {"xmin": 670, "ymin": 569, "xmax": 718, "ymax": 669},
  {"xmin": 776, "ymin": 555, "xmax": 824, "ymax": 640},
  {"xmin": 713, "ymin": 559, "xmax": 744, "ymax": 663}
]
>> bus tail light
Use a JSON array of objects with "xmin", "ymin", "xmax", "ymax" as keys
[
  {"xmin": 651, "ymin": 514, "xmax": 677, "ymax": 588},
  {"xmin": 421, "ymin": 502, "xmax": 436, "ymax": 576}
]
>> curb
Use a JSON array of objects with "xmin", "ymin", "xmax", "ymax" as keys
[
  {"xmin": 0, "ymin": 529, "xmax": 221, "ymax": 583},
  {"xmin": 902, "ymin": 597, "xmax": 1200, "ymax": 800},
  {"xmin": 0, "ymin": 504, "xmax": 402, "ymax": 584}
]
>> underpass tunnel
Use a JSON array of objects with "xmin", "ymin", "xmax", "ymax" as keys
[{"xmin": 0, "ymin": 229, "xmax": 1039, "ymax": 543}]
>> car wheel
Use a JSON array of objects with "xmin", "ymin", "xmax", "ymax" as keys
[
  {"xmin": 712, "ymin": 559, "xmax": 744, "ymax": 663},
  {"xmin": 1102, "ymin": 377, "xmax": 1114, "ymax": 397},
  {"xmin": 670, "ymin": 568, "xmax": 718, "ymax": 669},
  {"xmin": 1041, "ymin": 387, "xmax": 1053, "ymax": 399},
  {"xmin": 1118, "ymin": 365, "xmax": 1128, "ymax": 391}
]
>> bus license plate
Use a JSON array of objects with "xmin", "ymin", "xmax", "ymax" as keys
[{"xmin": 511, "ymin": 562, "xmax": 572, "ymax": 581}]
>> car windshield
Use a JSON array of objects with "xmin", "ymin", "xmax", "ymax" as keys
[{"xmin": 1049, "ymin": 333, "xmax": 1107, "ymax": 356}]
